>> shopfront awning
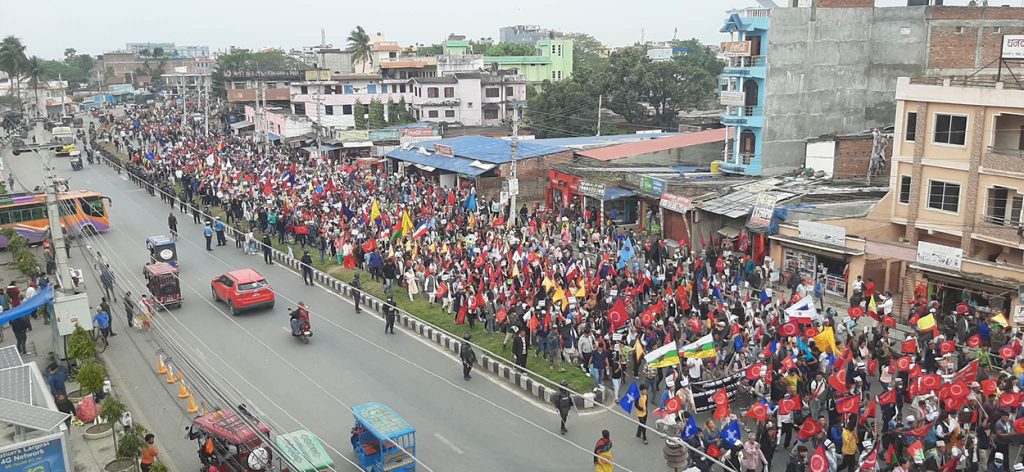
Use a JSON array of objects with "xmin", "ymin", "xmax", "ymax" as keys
[
  {"xmin": 267, "ymin": 133, "xmax": 281, "ymax": 142},
  {"xmin": 717, "ymin": 226, "xmax": 741, "ymax": 240},
  {"xmin": 0, "ymin": 286, "xmax": 53, "ymax": 326},
  {"xmin": 300, "ymin": 145, "xmax": 341, "ymax": 154},
  {"xmin": 230, "ymin": 121, "xmax": 254, "ymax": 130},
  {"xmin": 343, "ymin": 141, "xmax": 374, "ymax": 148},
  {"xmin": 908, "ymin": 262, "xmax": 1020, "ymax": 292},
  {"xmin": 604, "ymin": 188, "xmax": 635, "ymax": 201},
  {"xmin": 770, "ymin": 234, "xmax": 865, "ymax": 256}
]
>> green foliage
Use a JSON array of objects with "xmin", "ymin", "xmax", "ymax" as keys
[
  {"xmin": 76, "ymin": 359, "xmax": 107, "ymax": 394},
  {"xmin": 117, "ymin": 424, "xmax": 148, "ymax": 461},
  {"xmin": 413, "ymin": 44, "xmax": 444, "ymax": 56},
  {"xmin": 353, "ymin": 99, "xmax": 366, "ymax": 129},
  {"xmin": 100, "ymin": 395, "xmax": 127, "ymax": 425},
  {"xmin": 0, "ymin": 36, "xmax": 29, "ymax": 95},
  {"xmin": 483, "ymin": 43, "xmax": 537, "ymax": 57},
  {"xmin": 1, "ymin": 228, "xmax": 37, "ymax": 276},
  {"xmin": 67, "ymin": 326, "xmax": 97, "ymax": 362},
  {"xmin": 526, "ymin": 80, "xmax": 614, "ymax": 138},
  {"xmin": 0, "ymin": 95, "xmax": 22, "ymax": 108},
  {"xmin": 558, "ymin": 32, "xmax": 607, "ymax": 75},
  {"xmin": 347, "ymin": 26, "xmax": 372, "ymax": 73},
  {"xmin": 394, "ymin": 97, "xmax": 413, "ymax": 124},
  {"xmin": 149, "ymin": 462, "xmax": 168, "ymax": 472},
  {"xmin": 368, "ymin": 99, "xmax": 385, "ymax": 129}
]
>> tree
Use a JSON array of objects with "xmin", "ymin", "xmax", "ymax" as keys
[
  {"xmin": 526, "ymin": 80, "xmax": 614, "ymax": 138},
  {"xmin": 643, "ymin": 61, "xmax": 716, "ymax": 126},
  {"xmin": 76, "ymin": 359, "xmax": 107, "ymax": 395},
  {"xmin": 671, "ymin": 38, "xmax": 724, "ymax": 78},
  {"xmin": 413, "ymin": 44, "xmax": 444, "ymax": 56},
  {"xmin": 395, "ymin": 96, "xmax": 413, "ymax": 124},
  {"xmin": 368, "ymin": 99, "xmax": 385, "ymax": 129},
  {"xmin": 557, "ymin": 32, "xmax": 607, "ymax": 75},
  {"xmin": 484, "ymin": 43, "xmax": 536, "ymax": 57},
  {"xmin": 0, "ymin": 36, "xmax": 28, "ymax": 96},
  {"xmin": 63, "ymin": 48, "xmax": 76, "ymax": 61},
  {"xmin": 346, "ymin": 26, "xmax": 372, "ymax": 73},
  {"xmin": 353, "ymin": 99, "xmax": 366, "ymax": 129},
  {"xmin": 600, "ymin": 47, "xmax": 650, "ymax": 124},
  {"xmin": 116, "ymin": 424, "xmax": 149, "ymax": 468},
  {"xmin": 385, "ymin": 97, "xmax": 398, "ymax": 125},
  {"xmin": 151, "ymin": 47, "xmax": 164, "ymax": 58},
  {"xmin": 100, "ymin": 395, "xmax": 127, "ymax": 452},
  {"xmin": 66, "ymin": 326, "xmax": 96, "ymax": 362}
]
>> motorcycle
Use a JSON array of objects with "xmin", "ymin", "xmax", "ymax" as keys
[{"xmin": 288, "ymin": 308, "xmax": 311, "ymax": 344}]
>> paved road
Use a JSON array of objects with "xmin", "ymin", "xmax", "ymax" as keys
[{"xmin": 3, "ymin": 119, "xmax": 675, "ymax": 472}]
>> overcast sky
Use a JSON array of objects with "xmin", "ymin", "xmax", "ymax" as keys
[{"xmin": 1, "ymin": 0, "xmax": 987, "ymax": 60}]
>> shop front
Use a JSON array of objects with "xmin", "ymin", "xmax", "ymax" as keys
[
  {"xmin": 547, "ymin": 170, "xmax": 582, "ymax": 210},
  {"xmin": 622, "ymin": 174, "xmax": 667, "ymax": 233},
  {"xmin": 660, "ymin": 193, "xmax": 692, "ymax": 244},
  {"xmin": 770, "ymin": 221, "xmax": 865, "ymax": 298}
]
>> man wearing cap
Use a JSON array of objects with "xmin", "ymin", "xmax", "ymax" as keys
[
  {"xmin": 785, "ymin": 444, "xmax": 808, "ymax": 472},
  {"xmin": 990, "ymin": 452, "xmax": 1008, "ymax": 472}
]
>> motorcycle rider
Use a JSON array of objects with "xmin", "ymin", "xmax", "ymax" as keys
[{"xmin": 290, "ymin": 302, "xmax": 311, "ymax": 336}]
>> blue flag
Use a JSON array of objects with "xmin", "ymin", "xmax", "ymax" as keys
[
  {"xmin": 682, "ymin": 416, "xmax": 700, "ymax": 440},
  {"xmin": 617, "ymin": 239, "xmax": 635, "ymax": 270},
  {"xmin": 712, "ymin": 284, "xmax": 723, "ymax": 301},
  {"xmin": 619, "ymin": 382, "xmax": 640, "ymax": 414},
  {"xmin": 720, "ymin": 420, "xmax": 742, "ymax": 446},
  {"xmin": 796, "ymin": 337, "xmax": 814, "ymax": 361},
  {"xmin": 759, "ymin": 288, "xmax": 770, "ymax": 305},
  {"xmin": 463, "ymin": 192, "xmax": 477, "ymax": 212}
]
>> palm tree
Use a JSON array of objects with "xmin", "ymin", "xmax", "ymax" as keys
[
  {"xmin": 346, "ymin": 26, "xmax": 372, "ymax": 73},
  {"xmin": 0, "ymin": 36, "xmax": 28, "ymax": 96}
]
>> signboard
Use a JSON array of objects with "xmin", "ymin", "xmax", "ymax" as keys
[
  {"xmin": 0, "ymin": 433, "xmax": 71, "ymax": 472},
  {"xmin": 720, "ymin": 91, "xmax": 745, "ymax": 107},
  {"xmin": 1014, "ymin": 304, "xmax": 1024, "ymax": 326},
  {"xmin": 748, "ymin": 193, "xmax": 777, "ymax": 228},
  {"xmin": 577, "ymin": 180, "xmax": 606, "ymax": 200},
  {"xmin": 623, "ymin": 174, "xmax": 666, "ymax": 197},
  {"xmin": 798, "ymin": 220, "xmax": 847, "ymax": 247},
  {"xmin": 433, "ymin": 143, "xmax": 454, "ymax": 157},
  {"xmin": 660, "ymin": 193, "xmax": 692, "ymax": 214},
  {"xmin": 508, "ymin": 178, "xmax": 519, "ymax": 196},
  {"xmin": 368, "ymin": 129, "xmax": 400, "ymax": 141},
  {"xmin": 400, "ymin": 127, "xmax": 437, "ymax": 138},
  {"xmin": 916, "ymin": 241, "xmax": 963, "ymax": 271},
  {"xmin": 1002, "ymin": 35, "xmax": 1024, "ymax": 60},
  {"xmin": 720, "ymin": 41, "xmax": 752, "ymax": 57}
]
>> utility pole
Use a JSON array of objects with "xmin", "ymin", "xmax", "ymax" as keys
[
  {"xmin": 58, "ymin": 73, "xmax": 67, "ymax": 117},
  {"xmin": 204, "ymin": 73, "xmax": 210, "ymax": 137},
  {"xmin": 507, "ymin": 105, "xmax": 520, "ymax": 229},
  {"xmin": 313, "ymin": 86, "xmax": 323, "ymax": 160},
  {"xmin": 596, "ymin": 94, "xmax": 602, "ymax": 136}
]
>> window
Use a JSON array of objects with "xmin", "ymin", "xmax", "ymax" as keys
[
  {"xmin": 899, "ymin": 176, "xmax": 912, "ymax": 204},
  {"xmin": 82, "ymin": 197, "xmax": 106, "ymax": 218},
  {"xmin": 427, "ymin": 87, "xmax": 439, "ymax": 98},
  {"xmin": 468, "ymin": 102, "xmax": 473, "ymax": 108},
  {"xmin": 381, "ymin": 84, "xmax": 388, "ymax": 93},
  {"xmin": 343, "ymin": 85, "xmax": 353, "ymax": 94},
  {"xmin": 484, "ymin": 109, "xmax": 499, "ymax": 120},
  {"xmin": 444, "ymin": 110, "xmax": 456, "ymax": 118},
  {"xmin": 300, "ymin": 86, "xmax": 308, "ymax": 95},
  {"xmin": 325, "ymin": 105, "xmax": 334, "ymax": 116},
  {"xmin": 993, "ymin": 26, "xmax": 1002, "ymax": 34},
  {"xmin": 552, "ymin": 71, "xmax": 557, "ymax": 80},
  {"xmin": 985, "ymin": 186, "xmax": 1023, "ymax": 226},
  {"xmin": 927, "ymin": 180, "xmax": 961, "ymax": 213},
  {"xmin": 485, "ymin": 88, "xmax": 500, "ymax": 98},
  {"xmin": 428, "ymin": 110, "xmax": 439, "ymax": 118},
  {"xmin": 400, "ymin": 84, "xmax": 407, "ymax": 93},
  {"xmin": 444, "ymin": 87, "xmax": 455, "ymax": 98},
  {"xmin": 933, "ymin": 114, "xmax": 967, "ymax": 146},
  {"xmin": 367, "ymin": 84, "xmax": 377, "ymax": 94},
  {"xmin": 905, "ymin": 112, "xmax": 917, "ymax": 142},
  {"xmin": 342, "ymin": 105, "xmax": 353, "ymax": 115},
  {"xmin": 0, "ymin": 203, "xmax": 47, "ymax": 225},
  {"xmin": 506, "ymin": 86, "xmax": 514, "ymax": 97},
  {"xmin": 293, "ymin": 103, "xmax": 306, "ymax": 115},
  {"xmin": 955, "ymin": 26, "xmax": 964, "ymax": 34}
]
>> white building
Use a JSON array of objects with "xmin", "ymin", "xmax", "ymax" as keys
[
  {"xmin": 410, "ymin": 71, "xmax": 525, "ymax": 127},
  {"xmin": 288, "ymin": 73, "xmax": 413, "ymax": 131}
]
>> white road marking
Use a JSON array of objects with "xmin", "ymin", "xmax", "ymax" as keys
[{"xmin": 434, "ymin": 433, "xmax": 464, "ymax": 455}]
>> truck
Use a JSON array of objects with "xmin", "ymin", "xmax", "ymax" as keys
[{"xmin": 51, "ymin": 126, "xmax": 76, "ymax": 156}]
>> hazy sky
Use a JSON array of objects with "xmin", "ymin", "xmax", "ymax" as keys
[{"xmin": 1, "ymin": 0, "xmax": 985, "ymax": 60}]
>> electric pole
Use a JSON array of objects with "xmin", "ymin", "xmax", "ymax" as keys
[
  {"xmin": 596, "ymin": 94, "xmax": 602, "ymax": 136},
  {"xmin": 507, "ymin": 105, "xmax": 520, "ymax": 229},
  {"xmin": 204, "ymin": 73, "xmax": 210, "ymax": 137},
  {"xmin": 313, "ymin": 86, "xmax": 323, "ymax": 160}
]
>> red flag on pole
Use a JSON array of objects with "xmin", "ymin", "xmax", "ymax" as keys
[
  {"xmin": 797, "ymin": 417, "xmax": 824, "ymax": 441},
  {"xmin": 836, "ymin": 395, "xmax": 860, "ymax": 414},
  {"xmin": 810, "ymin": 445, "xmax": 829, "ymax": 472},
  {"xmin": 712, "ymin": 388, "xmax": 730, "ymax": 420},
  {"xmin": 746, "ymin": 402, "xmax": 769, "ymax": 422},
  {"xmin": 607, "ymin": 299, "xmax": 628, "ymax": 332}
]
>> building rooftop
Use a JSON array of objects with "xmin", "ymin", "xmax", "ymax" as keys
[
  {"xmin": 386, "ymin": 134, "xmax": 566, "ymax": 176},
  {"xmin": 483, "ymin": 56, "xmax": 551, "ymax": 64},
  {"xmin": 577, "ymin": 128, "xmax": 732, "ymax": 162},
  {"xmin": 411, "ymin": 76, "xmax": 458, "ymax": 84},
  {"xmin": 371, "ymin": 43, "xmax": 403, "ymax": 52},
  {"xmin": 380, "ymin": 60, "xmax": 434, "ymax": 69},
  {"xmin": 532, "ymin": 133, "xmax": 679, "ymax": 150}
]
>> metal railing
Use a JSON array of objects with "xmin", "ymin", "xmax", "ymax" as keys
[
  {"xmin": 724, "ymin": 105, "xmax": 762, "ymax": 117},
  {"xmin": 729, "ymin": 7, "xmax": 769, "ymax": 17},
  {"xmin": 988, "ymin": 145, "xmax": 1024, "ymax": 158},
  {"xmin": 909, "ymin": 76, "xmax": 1024, "ymax": 91},
  {"xmin": 980, "ymin": 212, "xmax": 1022, "ymax": 228},
  {"xmin": 726, "ymin": 56, "xmax": 765, "ymax": 68}
]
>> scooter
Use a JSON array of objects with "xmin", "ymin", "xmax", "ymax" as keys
[{"xmin": 288, "ymin": 309, "xmax": 311, "ymax": 344}]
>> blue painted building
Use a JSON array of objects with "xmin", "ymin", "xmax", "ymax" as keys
[{"xmin": 718, "ymin": 8, "xmax": 769, "ymax": 176}]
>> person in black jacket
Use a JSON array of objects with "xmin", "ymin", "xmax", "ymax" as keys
[
  {"xmin": 553, "ymin": 381, "xmax": 574, "ymax": 435},
  {"xmin": 787, "ymin": 445, "xmax": 808, "ymax": 472},
  {"xmin": 460, "ymin": 334, "xmax": 476, "ymax": 380},
  {"xmin": 351, "ymin": 274, "xmax": 362, "ymax": 313},
  {"xmin": 300, "ymin": 251, "xmax": 314, "ymax": 285},
  {"xmin": 11, "ymin": 315, "xmax": 30, "ymax": 354},
  {"xmin": 383, "ymin": 297, "xmax": 396, "ymax": 334},
  {"xmin": 262, "ymin": 234, "xmax": 273, "ymax": 265}
]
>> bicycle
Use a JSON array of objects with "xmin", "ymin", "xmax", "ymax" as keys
[{"xmin": 91, "ymin": 323, "xmax": 109, "ymax": 353}]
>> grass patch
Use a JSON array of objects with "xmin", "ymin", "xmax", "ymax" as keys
[{"xmin": 103, "ymin": 145, "xmax": 596, "ymax": 394}]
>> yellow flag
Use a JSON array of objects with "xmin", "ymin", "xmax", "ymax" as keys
[
  {"xmin": 553, "ymin": 286, "xmax": 567, "ymax": 310},
  {"xmin": 917, "ymin": 313, "xmax": 937, "ymax": 331},
  {"xmin": 542, "ymin": 277, "xmax": 554, "ymax": 291},
  {"xmin": 576, "ymin": 279, "xmax": 586, "ymax": 298},
  {"xmin": 813, "ymin": 327, "xmax": 839, "ymax": 354},
  {"xmin": 428, "ymin": 241, "xmax": 437, "ymax": 254},
  {"xmin": 370, "ymin": 200, "xmax": 381, "ymax": 222},
  {"xmin": 512, "ymin": 264, "xmax": 520, "ymax": 277},
  {"xmin": 867, "ymin": 295, "xmax": 877, "ymax": 313},
  {"xmin": 401, "ymin": 211, "xmax": 414, "ymax": 237},
  {"xmin": 992, "ymin": 313, "xmax": 1009, "ymax": 328}
]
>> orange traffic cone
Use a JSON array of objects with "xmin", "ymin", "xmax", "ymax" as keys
[
  {"xmin": 186, "ymin": 394, "xmax": 198, "ymax": 414},
  {"xmin": 176, "ymin": 371, "xmax": 183, "ymax": 383},
  {"xmin": 165, "ymin": 365, "xmax": 176, "ymax": 384},
  {"xmin": 178, "ymin": 381, "xmax": 189, "ymax": 399},
  {"xmin": 156, "ymin": 355, "xmax": 168, "ymax": 375}
]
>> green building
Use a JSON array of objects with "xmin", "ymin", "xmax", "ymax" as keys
[
  {"xmin": 442, "ymin": 40, "xmax": 472, "ymax": 55},
  {"xmin": 483, "ymin": 38, "xmax": 573, "ymax": 83}
]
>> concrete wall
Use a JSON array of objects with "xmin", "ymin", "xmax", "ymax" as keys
[{"xmin": 762, "ymin": 6, "xmax": 929, "ymax": 176}]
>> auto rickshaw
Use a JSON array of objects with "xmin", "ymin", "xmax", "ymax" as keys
[
  {"xmin": 70, "ymin": 153, "xmax": 83, "ymax": 171},
  {"xmin": 146, "ymin": 235, "xmax": 178, "ymax": 268},
  {"xmin": 187, "ymin": 408, "xmax": 272, "ymax": 472},
  {"xmin": 143, "ymin": 262, "xmax": 182, "ymax": 308},
  {"xmin": 274, "ymin": 430, "xmax": 333, "ymax": 472},
  {"xmin": 351, "ymin": 402, "xmax": 416, "ymax": 472}
]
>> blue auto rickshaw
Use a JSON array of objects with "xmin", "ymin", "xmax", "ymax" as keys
[
  {"xmin": 146, "ymin": 235, "xmax": 178, "ymax": 268},
  {"xmin": 351, "ymin": 402, "xmax": 416, "ymax": 472}
]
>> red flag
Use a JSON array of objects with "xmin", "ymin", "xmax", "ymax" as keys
[
  {"xmin": 894, "ymin": 356, "xmax": 912, "ymax": 372},
  {"xmin": 527, "ymin": 314, "xmax": 539, "ymax": 332},
  {"xmin": 1000, "ymin": 344, "xmax": 1016, "ymax": 361},
  {"xmin": 607, "ymin": 300, "xmax": 628, "ymax": 332},
  {"xmin": 940, "ymin": 340, "xmax": 957, "ymax": 355},
  {"xmin": 862, "ymin": 398, "xmax": 877, "ymax": 419},
  {"xmin": 435, "ymin": 283, "xmax": 448, "ymax": 299},
  {"xmin": 847, "ymin": 306, "xmax": 864, "ymax": 319},
  {"xmin": 745, "ymin": 364, "xmax": 765, "ymax": 381},
  {"xmin": 860, "ymin": 447, "xmax": 878, "ymax": 471},
  {"xmin": 810, "ymin": 445, "xmax": 829, "ymax": 472},
  {"xmin": 906, "ymin": 422, "xmax": 934, "ymax": 438},
  {"xmin": 706, "ymin": 444, "xmax": 722, "ymax": 459},
  {"xmin": 879, "ymin": 389, "xmax": 897, "ymax": 405},
  {"xmin": 781, "ymin": 355, "xmax": 797, "ymax": 373},
  {"xmin": 868, "ymin": 359, "xmax": 878, "ymax": 375},
  {"xmin": 780, "ymin": 395, "xmax": 802, "ymax": 415},
  {"xmin": 456, "ymin": 306, "xmax": 467, "ymax": 325},
  {"xmin": 944, "ymin": 380, "xmax": 969, "ymax": 400},
  {"xmin": 779, "ymin": 323, "xmax": 798, "ymax": 337},
  {"xmin": 999, "ymin": 392, "xmax": 1023, "ymax": 409},
  {"xmin": 663, "ymin": 396, "xmax": 683, "ymax": 415},
  {"xmin": 828, "ymin": 368, "xmax": 848, "ymax": 394},
  {"xmin": 918, "ymin": 374, "xmax": 942, "ymax": 393},
  {"xmin": 1014, "ymin": 418, "xmax": 1024, "ymax": 434},
  {"xmin": 361, "ymin": 238, "xmax": 377, "ymax": 253},
  {"xmin": 981, "ymin": 378, "xmax": 998, "ymax": 397},
  {"xmin": 901, "ymin": 338, "xmax": 918, "ymax": 354},
  {"xmin": 804, "ymin": 327, "xmax": 819, "ymax": 338},
  {"xmin": 967, "ymin": 334, "xmax": 981, "ymax": 348},
  {"xmin": 495, "ymin": 308, "xmax": 508, "ymax": 324},
  {"xmin": 797, "ymin": 417, "xmax": 824, "ymax": 441},
  {"xmin": 836, "ymin": 395, "xmax": 860, "ymax": 414},
  {"xmin": 906, "ymin": 440, "xmax": 924, "ymax": 461},
  {"xmin": 746, "ymin": 402, "xmax": 769, "ymax": 422},
  {"xmin": 952, "ymin": 360, "xmax": 979, "ymax": 384},
  {"xmin": 882, "ymin": 315, "xmax": 896, "ymax": 328},
  {"xmin": 712, "ymin": 388, "xmax": 730, "ymax": 420}
]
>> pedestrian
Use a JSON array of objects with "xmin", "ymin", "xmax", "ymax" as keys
[
  {"xmin": 593, "ymin": 430, "xmax": 613, "ymax": 472},
  {"xmin": 460, "ymin": 334, "xmax": 476, "ymax": 380},
  {"xmin": 553, "ymin": 380, "xmax": 573, "ymax": 435},
  {"xmin": 262, "ymin": 233, "xmax": 273, "ymax": 264},
  {"xmin": 203, "ymin": 221, "xmax": 213, "ymax": 251},
  {"xmin": 351, "ymin": 273, "xmax": 362, "ymax": 313},
  {"xmin": 93, "ymin": 306, "xmax": 111, "ymax": 342},
  {"xmin": 742, "ymin": 435, "xmax": 767, "ymax": 472},
  {"xmin": 124, "ymin": 292, "xmax": 135, "ymax": 329},
  {"xmin": 140, "ymin": 434, "xmax": 158, "ymax": 472},
  {"xmin": 11, "ymin": 314, "xmax": 29, "ymax": 355},
  {"xmin": 787, "ymin": 445, "xmax": 809, "ymax": 472},
  {"xmin": 300, "ymin": 251, "xmax": 314, "ymax": 285},
  {"xmin": 214, "ymin": 218, "xmax": 226, "ymax": 246},
  {"xmin": 54, "ymin": 393, "xmax": 75, "ymax": 427},
  {"xmin": 513, "ymin": 329, "xmax": 528, "ymax": 369},
  {"xmin": 100, "ymin": 297, "xmax": 116, "ymax": 336},
  {"xmin": 167, "ymin": 212, "xmax": 177, "ymax": 241},
  {"xmin": 635, "ymin": 384, "xmax": 648, "ymax": 444},
  {"xmin": 383, "ymin": 297, "xmax": 396, "ymax": 334},
  {"xmin": 46, "ymin": 363, "xmax": 67, "ymax": 395}
]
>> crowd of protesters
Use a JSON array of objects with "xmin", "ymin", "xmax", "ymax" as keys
[{"xmin": 87, "ymin": 99, "xmax": 1024, "ymax": 472}]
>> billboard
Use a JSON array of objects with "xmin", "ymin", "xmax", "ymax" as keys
[
  {"xmin": 0, "ymin": 433, "xmax": 71, "ymax": 472},
  {"xmin": 720, "ymin": 41, "xmax": 752, "ymax": 57},
  {"xmin": 1002, "ymin": 35, "xmax": 1024, "ymax": 60},
  {"xmin": 720, "ymin": 91, "xmax": 745, "ymax": 107},
  {"xmin": 748, "ymin": 193, "xmax": 777, "ymax": 228}
]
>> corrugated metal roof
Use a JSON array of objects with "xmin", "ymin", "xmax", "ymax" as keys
[
  {"xmin": 698, "ymin": 190, "xmax": 795, "ymax": 219},
  {"xmin": 387, "ymin": 148, "xmax": 491, "ymax": 176},
  {"xmin": 577, "ymin": 128, "xmax": 731, "ymax": 162},
  {"xmin": 532, "ymin": 133, "xmax": 679, "ymax": 149},
  {"xmin": 388, "ymin": 135, "xmax": 563, "ymax": 164}
]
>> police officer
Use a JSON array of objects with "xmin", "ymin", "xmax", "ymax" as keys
[
  {"xmin": 351, "ymin": 273, "xmax": 362, "ymax": 313},
  {"xmin": 384, "ymin": 297, "xmax": 396, "ymax": 334}
]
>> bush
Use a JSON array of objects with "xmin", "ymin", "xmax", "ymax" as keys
[
  {"xmin": 117, "ymin": 424, "xmax": 148, "ymax": 461},
  {"xmin": 67, "ymin": 326, "xmax": 96, "ymax": 362},
  {"xmin": 76, "ymin": 359, "xmax": 107, "ymax": 395},
  {"xmin": 0, "ymin": 228, "xmax": 39, "ymax": 277}
]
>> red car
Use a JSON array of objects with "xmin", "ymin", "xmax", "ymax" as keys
[{"xmin": 211, "ymin": 268, "xmax": 275, "ymax": 315}]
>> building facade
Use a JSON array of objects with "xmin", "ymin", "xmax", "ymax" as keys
[
  {"xmin": 289, "ymin": 74, "xmax": 413, "ymax": 131},
  {"xmin": 499, "ymin": 25, "xmax": 554, "ymax": 45},
  {"xmin": 483, "ymin": 39, "xmax": 573, "ymax": 83},
  {"xmin": 410, "ymin": 71, "xmax": 526, "ymax": 127}
]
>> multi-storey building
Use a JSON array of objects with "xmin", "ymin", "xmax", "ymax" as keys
[
  {"xmin": 288, "ymin": 72, "xmax": 413, "ymax": 131},
  {"xmin": 409, "ymin": 71, "xmax": 526, "ymax": 127},
  {"xmin": 482, "ymin": 39, "xmax": 573, "ymax": 83},
  {"xmin": 499, "ymin": 25, "xmax": 554, "ymax": 45}
]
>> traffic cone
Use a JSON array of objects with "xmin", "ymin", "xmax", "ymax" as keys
[
  {"xmin": 156, "ymin": 355, "xmax": 168, "ymax": 375},
  {"xmin": 178, "ymin": 381, "xmax": 189, "ymax": 399},
  {"xmin": 176, "ymin": 371, "xmax": 183, "ymax": 383},
  {"xmin": 165, "ymin": 365, "xmax": 176, "ymax": 384},
  {"xmin": 186, "ymin": 394, "xmax": 198, "ymax": 414}
]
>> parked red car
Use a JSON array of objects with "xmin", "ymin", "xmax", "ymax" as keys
[{"xmin": 211, "ymin": 268, "xmax": 275, "ymax": 315}]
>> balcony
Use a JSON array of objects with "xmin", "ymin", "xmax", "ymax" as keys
[
  {"xmin": 717, "ymin": 152, "xmax": 761, "ymax": 175},
  {"xmin": 720, "ymin": 105, "xmax": 763, "ymax": 127},
  {"xmin": 978, "ymin": 212, "xmax": 1023, "ymax": 245},
  {"xmin": 722, "ymin": 56, "xmax": 766, "ymax": 79},
  {"xmin": 989, "ymin": 146, "xmax": 1024, "ymax": 158}
]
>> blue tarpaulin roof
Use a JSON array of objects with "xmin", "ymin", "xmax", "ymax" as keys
[
  {"xmin": 0, "ymin": 285, "xmax": 53, "ymax": 326},
  {"xmin": 603, "ymin": 188, "xmax": 635, "ymax": 201},
  {"xmin": 387, "ymin": 135, "xmax": 564, "ymax": 165},
  {"xmin": 389, "ymin": 150, "xmax": 493, "ymax": 176}
]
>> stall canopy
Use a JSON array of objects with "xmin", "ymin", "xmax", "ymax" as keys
[
  {"xmin": 603, "ymin": 188, "xmax": 635, "ymax": 201},
  {"xmin": 0, "ymin": 285, "xmax": 53, "ymax": 326},
  {"xmin": 229, "ymin": 121, "xmax": 254, "ymax": 131}
]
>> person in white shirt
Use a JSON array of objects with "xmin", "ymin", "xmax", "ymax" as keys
[{"xmin": 686, "ymin": 357, "xmax": 702, "ymax": 382}]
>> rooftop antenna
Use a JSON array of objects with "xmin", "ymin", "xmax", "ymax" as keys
[
  {"xmin": 321, "ymin": 28, "xmax": 326, "ymax": 48},
  {"xmin": 673, "ymin": 27, "xmax": 678, "ymax": 42}
]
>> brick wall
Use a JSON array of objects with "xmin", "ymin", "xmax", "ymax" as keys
[
  {"xmin": 832, "ymin": 135, "xmax": 893, "ymax": 180},
  {"xmin": 816, "ymin": 0, "xmax": 874, "ymax": 7},
  {"xmin": 475, "ymin": 150, "xmax": 573, "ymax": 203},
  {"xmin": 928, "ymin": 26, "xmax": 981, "ymax": 69},
  {"xmin": 926, "ymin": 7, "xmax": 1024, "ymax": 71}
]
